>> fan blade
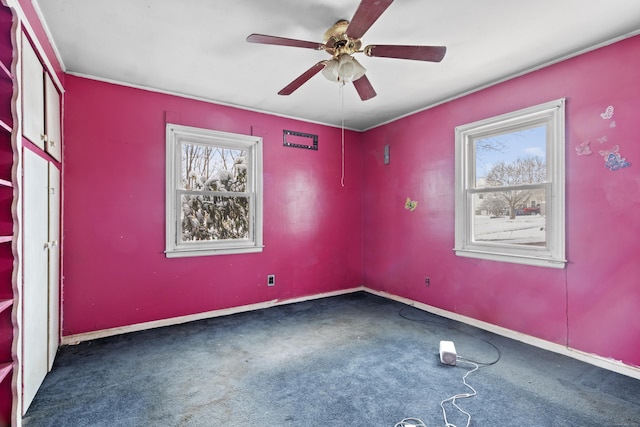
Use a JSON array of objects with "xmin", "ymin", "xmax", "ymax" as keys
[
  {"xmin": 346, "ymin": 0, "xmax": 394, "ymax": 40},
  {"xmin": 278, "ymin": 62, "xmax": 327, "ymax": 96},
  {"xmin": 365, "ymin": 45, "xmax": 447, "ymax": 62},
  {"xmin": 353, "ymin": 74, "xmax": 377, "ymax": 101},
  {"xmin": 247, "ymin": 34, "xmax": 323, "ymax": 50}
]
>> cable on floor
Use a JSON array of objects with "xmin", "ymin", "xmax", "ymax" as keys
[
  {"xmin": 393, "ymin": 357, "xmax": 479, "ymax": 427},
  {"xmin": 440, "ymin": 359, "xmax": 479, "ymax": 427},
  {"xmin": 394, "ymin": 417, "xmax": 427, "ymax": 427},
  {"xmin": 398, "ymin": 305, "xmax": 501, "ymax": 366},
  {"xmin": 394, "ymin": 305, "xmax": 501, "ymax": 427}
]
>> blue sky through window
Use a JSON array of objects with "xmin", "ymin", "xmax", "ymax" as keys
[{"xmin": 475, "ymin": 125, "xmax": 546, "ymax": 180}]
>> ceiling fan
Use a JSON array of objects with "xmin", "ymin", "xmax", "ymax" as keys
[{"xmin": 246, "ymin": 0, "xmax": 446, "ymax": 101}]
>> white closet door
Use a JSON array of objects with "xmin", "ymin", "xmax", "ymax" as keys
[
  {"xmin": 47, "ymin": 164, "xmax": 60, "ymax": 370},
  {"xmin": 44, "ymin": 75, "xmax": 61, "ymax": 161},
  {"xmin": 21, "ymin": 37, "xmax": 45, "ymax": 150},
  {"xmin": 22, "ymin": 149, "xmax": 49, "ymax": 412}
]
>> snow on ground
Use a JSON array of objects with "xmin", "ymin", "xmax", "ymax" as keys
[{"xmin": 474, "ymin": 215, "xmax": 545, "ymax": 245}]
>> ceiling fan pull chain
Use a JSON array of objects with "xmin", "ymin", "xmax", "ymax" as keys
[{"xmin": 340, "ymin": 84, "xmax": 345, "ymax": 188}]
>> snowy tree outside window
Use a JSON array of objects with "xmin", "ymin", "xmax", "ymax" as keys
[
  {"xmin": 454, "ymin": 99, "xmax": 566, "ymax": 268},
  {"xmin": 166, "ymin": 124, "xmax": 263, "ymax": 257}
]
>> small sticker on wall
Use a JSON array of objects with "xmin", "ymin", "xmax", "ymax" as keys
[
  {"xmin": 599, "ymin": 145, "xmax": 631, "ymax": 171},
  {"xmin": 575, "ymin": 141, "xmax": 592, "ymax": 156},
  {"xmin": 600, "ymin": 105, "xmax": 614, "ymax": 120},
  {"xmin": 405, "ymin": 197, "xmax": 418, "ymax": 212},
  {"xmin": 577, "ymin": 106, "xmax": 622, "ymax": 162}
]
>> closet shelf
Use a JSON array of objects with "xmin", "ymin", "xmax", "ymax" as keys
[
  {"xmin": 0, "ymin": 236, "xmax": 11, "ymax": 243},
  {"xmin": 0, "ymin": 60, "xmax": 10, "ymax": 79},
  {"xmin": 0, "ymin": 178, "xmax": 11, "ymax": 188},
  {"xmin": 0, "ymin": 118, "xmax": 10, "ymax": 133},
  {"xmin": 0, "ymin": 298, "xmax": 11, "ymax": 314},
  {"xmin": 0, "ymin": 362, "xmax": 11, "ymax": 383}
]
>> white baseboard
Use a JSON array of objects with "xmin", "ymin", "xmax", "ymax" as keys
[
  {"xmin": 363, "ymin": 287, "xmax": 640, "ymax": 380},
  {"xmin": 61, "ymin": 286, "xmax": 365, "ymax": 345},
  {"xmin": 61, "ymin": 285, "xmax": 640, "ymax": 380}
]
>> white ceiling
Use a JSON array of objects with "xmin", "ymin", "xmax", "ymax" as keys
[{"xmin": 34, "ymin": 0, "xmax": 640, "ymax": 131}]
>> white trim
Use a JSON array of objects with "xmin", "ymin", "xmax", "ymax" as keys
[
  {"xmin": 454, "ymin": 98, "xmax": 566, "ymax": 268},
  {"xmin": 66, "ymin": 71, "xmax": 360, "ymax": 132},
  {"xmin": 361, "ymin": 29, "xmax": 640, "ymax": 132},
  {"xmin": 66, "ymin": 29, "xmax": 640, "ymax": 133},
  {"xmin": 165, "ymin": 245, "xmax": 264, "ymax": 258},
  {"xmin": 60, "ymin": 287, "xmax": 365, "ymax": 345},
  {"xmin": 60, "ymin": 285, "xmax": 640, "ymax": 380},
  {"xmin": 28, "ymin": 0, "xmax": 66, "ymax": 74},
  {"xmin": 6, "ymin": 0, "xmax": 65, "ymax": 92},
  {"xmin": 7, "ymin": 0, "xmax": 638, "ymax": 133},
  {"xmin": 364, "ymin": 288, "xmax": 640, "ymax": 380},
  {"xmin": 454, "ymin": 248, "xmax": 567, "ymax": 268},
  {"xmin": 165, "ymin": 124, "xmax": 263, "ymax": 257}
]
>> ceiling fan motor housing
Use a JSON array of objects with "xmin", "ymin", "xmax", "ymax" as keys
[{"xmin": 323, "ymin": 20, "xmax": 362, "ymax": 58}]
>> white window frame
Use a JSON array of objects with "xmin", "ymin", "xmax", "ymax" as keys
[
  {"xmin": 165, "ymin": 124, "xmax": 263, "ymax": 258},
  {"xmin": 454, "ymin": 98, "xmax": 566, "ymax": 268}
]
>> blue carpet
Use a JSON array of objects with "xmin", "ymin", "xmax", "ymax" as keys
[{"xmin": 23, "ymin": 292, "xmax": 640, "ymax": 426}]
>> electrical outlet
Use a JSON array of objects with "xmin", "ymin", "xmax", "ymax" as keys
[
  {"xmin": 425, "ymin": 277, "xmax": 430, "ymax": 286},
  {"xmin": 267, "ymin": 274, "xmax": 275, "ymax": 286}
]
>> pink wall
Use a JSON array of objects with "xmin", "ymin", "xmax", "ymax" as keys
[
  {"xmin": 62, "ymin": 35, "xmax": 640, "ymax": 367},
  {"xmin": 362, "ymin": 35, "xmax": 640, "ymax": 367},
  {"xmin": 62, "ymin": 76, "xmax": 363, "ymax": 335}
]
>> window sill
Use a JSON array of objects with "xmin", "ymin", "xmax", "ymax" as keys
[
  {"xmin": 166, "ymin": 245, "xmax": 264, "ymax": 258},
  {"xmin": 454, "ymin": 248, "xmax": 566, "ymax": 269}
]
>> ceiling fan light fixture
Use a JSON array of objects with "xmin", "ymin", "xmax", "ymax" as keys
[
  {"xmin": 322, "ymin": 54, "xmax": 366, "ymax": 83},
  {"xmin": 321, "ymin": 58, "xmax": 340, "ymax": 82}
]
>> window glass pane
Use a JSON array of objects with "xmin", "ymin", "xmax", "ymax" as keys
[
  {"xmin": 455, "ymin": 99, "xmax": 564, "ymax": 267},
  {"xmin": 472, "ymin": 188, "xmax": 546, "ymax": 246},
  {"xmin": 167, "ymin": 124, "xmax": 263, "ymax": 257},
  {"xmin": 474, "ymin": 126, "xmax": 546, "ymax": 188},
  {"xmin": 180, "ymin": 194, "xmax": 250, "ymax": 242},
  {"xmin": 181, "ymin": 143, "xmax": 247, "ymax": 192}
]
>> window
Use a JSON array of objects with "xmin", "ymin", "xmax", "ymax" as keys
[
  {"xmin": 166, "ymin": 124, "xmax": 263, "ymax": 257},
  {"xmin": 454, "ymin": 99, "xmax": 566, "ymax": 268}
]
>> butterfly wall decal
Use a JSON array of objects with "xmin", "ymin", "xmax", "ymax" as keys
[
  {"xmin": 575, "ymin": 141, "xmax": 592, "ymax": 156},
  {"xmin": 600, "ymin": 105, "xmax": 614, "ymax": 120},
  {"xmin": 599, "ymin": 145, "xmax": 631, "ymax": 171},
  {"xmin": 603, "ymin": 153, "xmax": 631, "ymax": 171},
  {"xmin": 598, "ymin": 144, "xmax": 620, "ymax": 158},
  {"xmin": 405, "ymin": 197, "xmax": 418, "ymax": 212}
]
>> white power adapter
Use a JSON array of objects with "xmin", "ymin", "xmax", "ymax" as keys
[{"xmin": 439, "ymin": 340, "xmax": 457, "ymax": 366}]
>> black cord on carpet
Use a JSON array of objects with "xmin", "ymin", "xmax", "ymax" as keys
[{"xmin": 398, "ymin": 305, "xmax": 501, "ymax": 366}]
